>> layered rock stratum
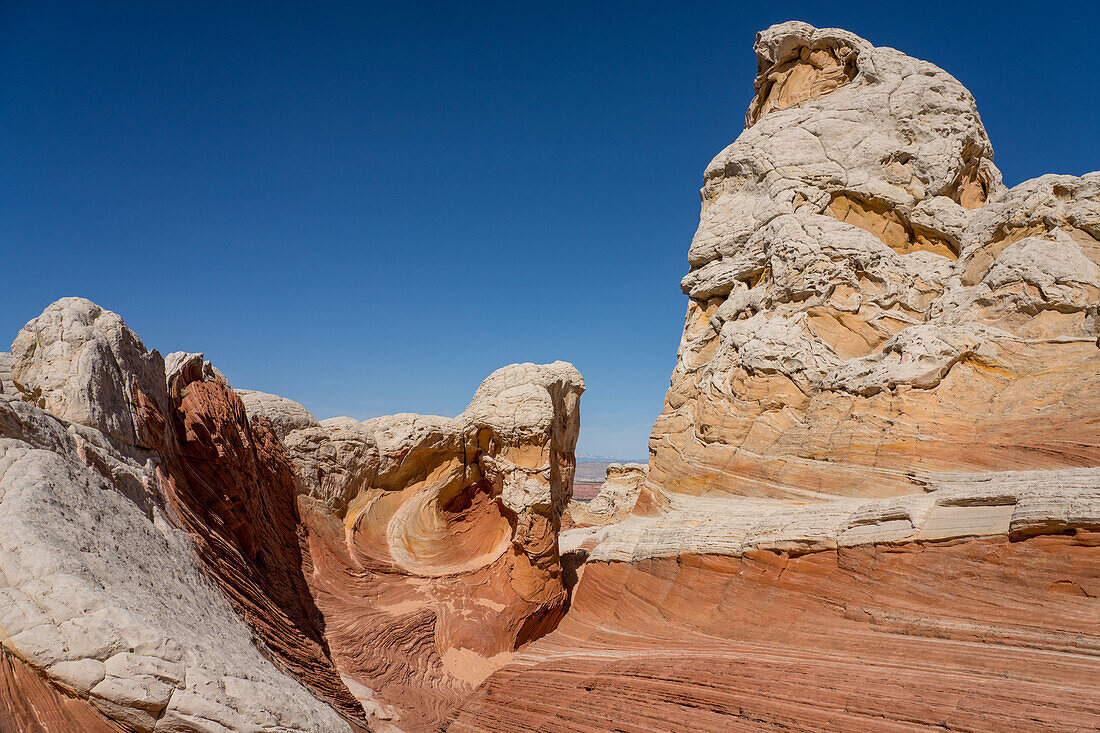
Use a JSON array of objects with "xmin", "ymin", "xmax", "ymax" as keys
[
  {"xmin": 0, "ymin": 298, "xmax": 582, "ymax": 732},
  {"xmin": 2, "ymin": 19, "xmax": 1099, "ymax": 733},
  {"xmin": 451, "ymin": 21, "xmax": 1100, "ymax": 732}
]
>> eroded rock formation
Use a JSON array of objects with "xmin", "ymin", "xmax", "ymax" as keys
[
  {"xmin": 0, "ymin": 299, "xmax": 358, "ymax": 732},
  {"xmin": 0, "ymin": 298, "xmax": 582, "ymax": 732},
  {"xmin": 651, "ymin": 21, "xmax": 1098, "ymax": 500},
  {"xmin": 564, "ymin": 463, "xmax": 649, "ymax": 527},
  {"xmin": 451, "ymin": 21, "xmax": 1100, "ymax": 732},
  {"xmin": 3, "ymin": 19, "xmax": 1099, "ymax": 733},
  {"xmin": 452, "ymin": 532, "xmax": 1100, "ymax": 732},
  {"xmin": 247, "ymin": 362, "xmax": 583, "ymax": 730},
  {"xmin": 161, "ymin": 352, "xmax": 365, "ymax": 722}
]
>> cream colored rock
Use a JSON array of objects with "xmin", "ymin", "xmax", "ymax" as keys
[
  {"xmin": 10, "ymin": 298, "xmax": 168, "ymax": 450},
  {"xmin": 567, "ymin": 463, "xmax": 647, "ymax": 526},
  {"xmin": 0, "ymin": 352, "xmax": 12, "ymax": 394},
  {"xmin": 558, "ymin": 21, "xmax": 1100, "ymax": 607},
  {"xmin": 277, "ymin": 361, "xmax": 585, "ymax": 522},
  {"xmin": 564, "ymin": 468, "xmax": 1100, "ymax": 564},
  {"xmin": 259, "ymin": 361, "xmax": 584, "ymax": 727},
  {"xmin": 284, "ymin": 416, "xmax": 379, "ymax": 516},
  {"xmin": 0, "ymin": 398, "xmax": 354, "ymax": 733},
  {"xmin": 0, "ymin": 303, "xmax": 355, "ymax": 732},
  {"xmin": 235, "ymin": 388, "xmax": 321, "ymax": 440},
  {"xmin": 650, "ymin": 21, "xmax": 1100, "ymax": 500}
]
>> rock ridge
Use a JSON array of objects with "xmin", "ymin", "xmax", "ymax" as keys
[{"xmin": 0, "ymin": 297, "xmax": 584, "ymax": 732}]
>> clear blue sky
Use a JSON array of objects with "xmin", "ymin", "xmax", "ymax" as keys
[{"xmin": 2, "ymin": 2, "xmax": 1097, "ymax": 458}]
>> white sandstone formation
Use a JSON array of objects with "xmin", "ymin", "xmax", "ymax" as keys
[
  {"xmin": 566, "ymin": 463, "xmax": 648, "ymax": 526},
  {"xmin": 0, "ymin": 298, "xmax": 354, "ymax": 732},
  {"xmin": 649, "ymin": 21, "xmax": 1100, "ymax": 500}
]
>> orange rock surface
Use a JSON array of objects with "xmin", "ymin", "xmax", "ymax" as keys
[
  {"xmin": 160, "ymin": 354, "xmax": 367, "ymax": 726},
  {"xmin": 454, "ymin": 20, "xmax": 1100, "ymax": 733},
  {"xmin": 452, "ymin": 533, "xmax": 1100, "ymax": 732},
  {"xmin": 275, "ymin": 363, "xmax": 584, "ymax": 730},
  {"xmin": 0, "ymin": 650, "xmax": 122, "ymax": 733},
  {"xmin": 4, "ymin": 20, "xmax": 1099, "ymax": 733}
]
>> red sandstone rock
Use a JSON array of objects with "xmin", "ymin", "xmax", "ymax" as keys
[
  {"xmin": 451, "ymin": 533, "xmax": 1100, "ymax": 732},
  {"xmin": 0, "ymin": 650, "xmax": 122, "ymax": 733},
  {"xmin": 160, "ymin": 353, "xmax": 367, "ymax": 726},
  {"xmin": 250, "ymin": 363, "xmax": 586, "ymax": 730},
  {"xmin": 4, "ymin": 19, "xmax": 1100, "ymax": 733}
]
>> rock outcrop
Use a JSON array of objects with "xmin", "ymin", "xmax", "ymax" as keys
[
  {"xmin": 0, "ymin": 298, "xmax": 583, "ymax": 732},
  {"xmin": 650, "ymin": 21, "xmax": 1099, "ymax": 499},
  {"xmin": 10, "ymin": 298, "xmax": 168, "ymax": 451},
  {"xmin": 246, "ymin": 362, "xmax": 583, "ymax": 730},
  {"xmin": 564, "ymin": 463, "xmax": 649, "ymax": 527},
  {"xmin": 0, "ymin": 299, "xmax": 358, "ymax": 732},
  {"xmin": 0, "ymin": 353, "xmax": 13, "ymax": 396},
  {"xmin": 452, "ymin": 532, "xmax": 1100, "ymax": 732},
  {"xmin": 160, "ymin": 352, "xmax": 365, "ymax": 723},
  {"xmin": 4, "ymin": 20, "xmax": 1100, "ymax": 733},
  {"xmin": 451, "ymin": 21, "xmax": 1100, "ymax": 732}
]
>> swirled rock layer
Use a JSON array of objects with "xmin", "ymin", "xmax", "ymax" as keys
[
  {"xmin": 452, "ymin": 531, "xmax": 1100, "ymax": 732},
  {"xmin": 0, "ymin": 295, "xmax": 586, "ymax": 732},
  {"xmin": 459, "ymin": 21, "xmax": 1100, "ymax": 733},
  {"xmin": 241, "ymin": 362, "xmax": 584, "ymax": 730}
]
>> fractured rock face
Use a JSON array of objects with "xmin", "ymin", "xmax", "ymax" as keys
[
  {"xmin": 10, "ymin": 298, "xmax": 169, "ymax": 451},
  {"xmin": 565, "ymin": 463, "xmax": 649, "ymax": 527},
  {"xmin": 161, "ymin": 352, "xmax": 365, "ymax": 723},
  {"xmin": 4, "ymin": 19, "xmax": 1099, "ymax": 733},
  {"xmin": 0, "ymin": 352, "xmax": 12, "ymax": 395},
  {"xmin": 0, "ymin": 308, "xmax": 356, "ymax": 732},
  {"xmin": 651, "ymin": 20, "xmax": 1100, "ymax": 499}
]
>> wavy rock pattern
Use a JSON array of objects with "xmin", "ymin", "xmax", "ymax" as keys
[
  {"xmin": 0, "ymin": 293, "xmax": 587, "ymax": 731},
  {"xmin": 161, "ymin": 353, "xmax": 366, "ymax": 723},
  {"xmin": 0, "ymin": 649, "xmax": 121, "ymax": 732},
  {"xmin": 0, "ymin": 300, "xmax": 357, "ymax": 732},
  {"xmin": 242, "ymin": 363, "xmax": 584, "ymax": 730},
  {"xmin": 4, "ymin": 19, "xmax": 1100, "ymax": 733},
  {"xmin": 0, "ymin": 297, "xmax": 584, "ymax": 732},
  {"xmin": 460, "ymin": 21, "xmax": 1100, "ymax": 733},
  {"xmin": 452, "ymin": 532, "xmax": 1100, "ymax": 732}
]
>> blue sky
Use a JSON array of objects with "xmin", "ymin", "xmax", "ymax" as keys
[{"xmin": 2, "ymin": 2, "xmax": 1097, "ymax": 458}]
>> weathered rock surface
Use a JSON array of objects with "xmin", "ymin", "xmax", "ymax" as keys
[
  {"xmin": 564, "ymin": 463, "xmax": 649, "ymax": 527},
  {"xmin": 0, "ymin": 648, "xmax": 122, "ymax": 732},
  {"xmin": 0, "ymin": 353, "xmax": 12, "ymax": 396},
  {"xmin": 244, "ymin": 362, "xmax": 584, "ymax": 730},
  {"xmin": 0, "ymin": 297, "xmax": 583, "ymax": 732},
  {"xmin": 452, "ymin": 532, "xmax": 1100, "ymax": 732},
  {"xmin": 11, "ymin": 298, "xmax": 168, "ymax": 451},
  {"xmin": 234, "ymin": 389, "xmax": 321, "ymax": 441},
  {"xmin": 5, "ymin": 20, "xmax": 1100, "ymax": 733},
  {"xmin": 650, "ymin": 21, "xmax": 1100, "ymax": 499},
  {"xmin": 161, "ymin": 353, "xmax": 366, "ymax": 723},
  {"xmin": 0, "ymin": 300, "xmax": 357, "ymax": 732},
  {"xmin": 560, "ymin": 468, "xmax": 1100, "ymax": 562},
  {"xmin": 458, "ymin": 21, "xmax": 1100, "ymax": 732}
]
